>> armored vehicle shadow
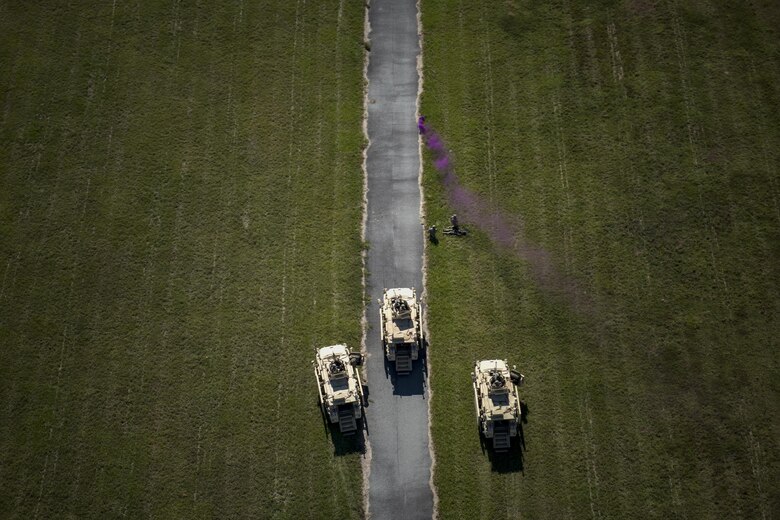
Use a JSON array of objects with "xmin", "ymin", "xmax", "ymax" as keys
[
  {"xmin": 479, "ymin": 419, "xmax": 526, "ymax": 474},
  {"xmin": 318, "ymin": 396, "xmax": 368, "ymax": 456},
  {"xmin": 384, "ymin": 341, "xmax": 428, "ymax": 396},
  {"xmin": 487, "ymin": 436, "xmax": 524, "ymax": 473},
  {"xmin": 330, "ymin": 426, "xmax": 367, "ymax": 456}
]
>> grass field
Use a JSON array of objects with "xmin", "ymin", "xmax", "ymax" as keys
[
  {"xmin": 0, "ymin": 1, "xmax": 366, "ymax": 517},
  {"xmin": 421, "ymin": 1, "xmax": 779, "ymax": 518}
]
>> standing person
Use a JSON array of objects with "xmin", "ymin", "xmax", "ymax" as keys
[
  {"xmin": 428, "ymin": 224, "xmax": 437, "ymax": 242},
  {"xmin": 450, "ymin": 214, "xmax": 459, "ymax": 233},
  {"xmin": 417, "ymin": 115, "xmax": 426, "ymax": 135}
]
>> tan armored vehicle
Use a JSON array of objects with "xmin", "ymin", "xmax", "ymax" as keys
[
  {"xmin": 380, "ymin": 288, "xmax": 422, "ymax": 374},
  {"xmin": 313, "ymin": 344, "xmax": 364, "ymax": 435},
  {"xmin": 472, "ymin": 359, "xmax": 524, "ymax": 451}
]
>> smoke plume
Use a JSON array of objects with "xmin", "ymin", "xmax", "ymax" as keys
[{"xmin": 420, "ymin": 119, "xmax": 591, "ymax": 310}]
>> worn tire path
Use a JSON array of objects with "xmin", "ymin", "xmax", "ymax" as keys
[{"xmin": 363, "ymin": 1, "xmax": 433, "ymax": 518}]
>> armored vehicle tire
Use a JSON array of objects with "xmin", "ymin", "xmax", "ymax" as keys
[
  {"xmin": 510, "ymin": 370, "xmax": 522, "ymax": 385},
  {"xmin": 349, "ymin": 353, "xmax": 364, "ymax": 366}
]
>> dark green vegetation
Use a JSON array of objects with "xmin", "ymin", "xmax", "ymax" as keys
[
  {"xmin": 0, "ymin": 1, "xmax": 365, "ymax": 517},
  {"xmin": 422, "ymin": 0, "xmax": 778, "ymax": 518}
]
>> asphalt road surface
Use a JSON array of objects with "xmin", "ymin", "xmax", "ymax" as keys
[{"xmin": 363, "ymin": 0, "xmax": 433, "ymax": 518}]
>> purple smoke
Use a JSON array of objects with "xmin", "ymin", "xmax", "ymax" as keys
[
  {"xmin": 418, "ymin": 116, "xmax": 426, "ymax": 135},
  {"xmin": 420, "ymin": 120, "xmax": 590, "ymax": 309},
  {"xmin": 420, "ymin": 121, "xmax": 514, "ymax": 247}
]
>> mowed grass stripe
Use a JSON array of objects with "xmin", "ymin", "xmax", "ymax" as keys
[
  {"xmin": 0, "ymin": 1, "xmax": 366, "ymax": 518},
  {"xmin": 422, "ymin": 0, "xmax": 778, "ymax": 518}
]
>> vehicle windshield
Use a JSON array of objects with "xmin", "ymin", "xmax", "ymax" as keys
[
  {"xmin": 394, "ymin": 318, "xmax": 413, "ymax": 330},
  {"xmin": 329, "ymin": 375, "xmax": 349, "ymax": 392},
  {"xmin": 490, "ymin": 393, "xmax": 509, "ymax": 406}
]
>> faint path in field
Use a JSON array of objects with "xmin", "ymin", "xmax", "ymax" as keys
[
  {"xmin": 270, "ymin": 0, "xmax": 303, "ymax": 513},
  {"xmin": 30, "ymin": 2, "xmax": 122, "ymax": 513},
  {"xmin": 666, "ymin": 6, "xmax": 775, "ymax": 514},
  {"xmin": 579, "ymin": 396, "xmax": 602, "ymax": 520},
  {"xmin": 478, "ymin": 3, "xmax": 505, "ymax": 312},
  {"xmin": 669, "ymin": 1, "xmax": 729, "ymax": 299},
  {"xmin": 362, "ymin": 0, "xmax": 433, "ymax": 518}
]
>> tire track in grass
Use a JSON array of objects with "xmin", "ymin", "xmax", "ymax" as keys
[
  {"xmin": 478, "ymin": 3, "xmax": 503, "ymax": 312},
  {"xmin": 669, "ymin": 1, "xmax": 729, "ymax": 301},
  {"xmin": 606, "ymin": 21, "xmax": 625, "ymax": 86},
  {"xmin": 552, "ymin": 95, "xmax": 573, "ymax": 272},
  {"xmin": 187, "ymin": 3, "xmax": 244, "ymax": 509},
  {"xmin": 579, "ymin": 396, "xmax": 602, "ymax": 520},
  {"xmin": 272, "ymin": 242, "xmax": 291, "ymax": 510},
  {"xmin": 582, "ymin": 10, "xmax": 603, "ymax": 90},
  {"xmin": 636, "ymin": 10, "xmax": 701, "ymax": 510},
  {"xmin": 659, "ymin": 405, "xmax": 686, "ymax": 518},
  {"xmin": 316, "ymin": 10, "xmax": 365, "ymax": 511},
  {"xmin": 297, "ymin": 23, "xmax": 338, "ymax": 510},
  {"xmin": 614, "ymin": 13, "xmax": 654, "ymax": 297},
  {"xmin": 271, "ymin": 0, "xmax": 303, "ymax": 512},
  {"xmin": 120, "ymin": 253, "xmax": 160, "ymax": 515},
  {"xmin": 599, "ymin": 16, "xmax": 658, "ymax": 513},
  {"xmin": 577, "ymin": 12, "xmax": 655, "ymax": 514},
  {"xmin": 741, "ymin": 56, "xmax": 779, "ymax": 516},
  {"xmin": 665, "ymin": 13, "xmax": 754, "ymax": 511},
  {"xmin": 551, "ymin": 368, "xmax": 576, "ymax": 516},
  {"xmin": 31, "ymin": 6, "xmax": 120, "ymax": 510},
  {"xmin": 8, "ymin": 33, "xmax": 86, "ymax": 502},
  {"xmin": 742, "ymin": 53, "xmax": 780, "ymax": 229},
  {"xmin": 745, "ymin": 426, "xmax": 770, "ymax": 520},
  {"xmin": 332, "ymin": 0, "xmax": 345, "ymax": 331},
  {"xmin": 171, "ymin": 0, "xmax": 182, "ymax": 64},
  {"xmin": 146, "ymin": 3, "xmax": 207, "ymax": 510},
  {"xmin": 506, "ymin": 71, "xmax": 576, "ymax": 516},
  {"xmin": 33, "ymin": 138, "xmax": 95, "ymax": 520},
  {"xmin": 0, "ymin": 253, "xmax": 20, "ymax": 302},
  {"xmin": 478, "ymin": 4, "xmax": 496, "ymax": 210}
]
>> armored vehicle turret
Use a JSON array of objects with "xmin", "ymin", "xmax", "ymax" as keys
[
  {"xmin": 472, "ymin": 359, "xmax": 524, "ymax": 452},
  {"xmin": 380, "ymin": 288, "xmax": 422, "ymax": 374},
  {"xmin": 313, "ymin": 344, "xmax": 364, "ymax": 435}
]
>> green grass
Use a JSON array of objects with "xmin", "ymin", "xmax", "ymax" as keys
[
  {"xmin": 421, "ymin": 0, "xmax": 779, "ymax": 518},
  {"xmin": 0, "ymin": 1, "xmax": 366, "ymax": 517}
]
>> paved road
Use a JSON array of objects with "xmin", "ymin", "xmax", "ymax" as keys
[{"xmin": 363, "ymin": 1, "xmax": 433, "ymax": 519}]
